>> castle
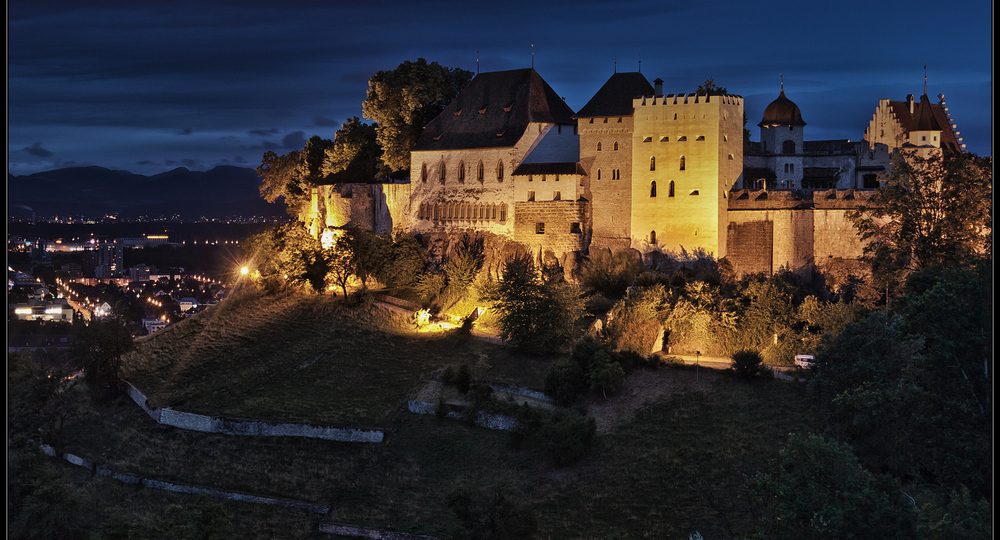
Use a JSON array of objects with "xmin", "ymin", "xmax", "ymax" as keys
[{"xmin": 303, "ymin": 68, "xmax": 963, "ymax": 277}]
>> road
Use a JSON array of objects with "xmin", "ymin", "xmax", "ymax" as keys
[{"xmin": 657, "ymin": 353, "xmax": 808, "ymax": 382}]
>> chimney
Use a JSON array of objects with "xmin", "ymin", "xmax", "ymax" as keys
[
  {"xmin": 653, "ymin": 78, "xmax": 663, "ymax": 98},
  {"xmin": 906, "ymin": 94, "xmax": 915, "ymax": 114}
]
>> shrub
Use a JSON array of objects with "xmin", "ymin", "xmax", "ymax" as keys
[
  {"xmin": 74, "ymin": 318, "xmax": 135, "ymax": 402},
  {"xmin": 604, "ymin": 285, "xmax": 670, "ymax": 356},
  {"xmin": 544, "ymin": 359, "xmax": 587, "ymax": 406},
  {"xmin": 580, "ymin": 248, "xmax": 641, "ymax": 298},
  {"xmin": 731, "ymin": 350, "xmax": 764, "ymax": 378},
  {"xmin": 414, "ymin": 272, "xmax": 446, "ymax": 306},
  {"xmin": 588, "ymin": 350, "xmax": 625, "ymax": 398},
  {"xmin": 442, "ymin": 366, "xmax": 456, "ymax": 385},
  {"xmin": 454, "ymin": 364, "xmax": 471, "ymax": 394},
  {"xmin": 378, "ymin": 234, "xmax": 425, "ymax": 289}
]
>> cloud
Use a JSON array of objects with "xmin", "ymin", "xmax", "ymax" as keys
[
  {"xmin": 22, "ymin": 142, "xmax": 53, "ymax": 157},
  {"xmin": 136, "ymin": 159, "xmax": 158, "ymax": 165},
  {"xmin": 233, "ymin": 155, "xmax": 247, "ymax": 163},
  {"xmin": 282, "ymin": 131, "xmax": 306, "ymax": 149},
  {"xmin": 248, "ymin": 128, "xmax": 279, "ymax": 136},
  {"xmin": 314, "ymin": 116, "xmax": 340, "ymax": 127},
  {"xmin": 177, "ymin": 127, "xmax": 193, "ymax": 135},
  {"xmin": 181, "ymin": 158, "xmax": 200, "ymax": 168}
]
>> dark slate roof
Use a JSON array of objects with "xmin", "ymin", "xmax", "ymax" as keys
[
  {"xmin": 414, "ymin": 68, "xmax": 575, "ymax": 151},
  {"xmin": 886, "ymin": 94, "xmax": 962, "ymax": 152},
  {"xmin": 759, "ymin": 90, "xmax": 806, "ymax": 127},
  {"xmin": 512, "ymin": 162, "xmax": 586, "ymax": 176},
  {"xmin": 576, "ymin": 72, "xmax": 654, "ymax": 117}
]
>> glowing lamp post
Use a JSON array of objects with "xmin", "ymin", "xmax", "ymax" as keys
[{"xmin": 240, "ymin": 266, "xmax": 250, "ymax": 277}]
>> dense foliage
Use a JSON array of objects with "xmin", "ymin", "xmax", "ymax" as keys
[
  {"xmin": 362, "ymin": 59, "xmax": 472, "ymax": 172},
  {"xmin": 749, "ymin": 433, "xmax": 916, "ymax": 539},
  {"xmin": 487, "ymin": 253, "xmax": 583, "ymax": 354},
  {"xmin": 74, "ymin": 317, "xmax": 135, "ymax": 402}
]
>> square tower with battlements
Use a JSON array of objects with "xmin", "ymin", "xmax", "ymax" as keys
[{"xmin": 629, "ymin": 91, "xmax": 744, "ymax": 257}]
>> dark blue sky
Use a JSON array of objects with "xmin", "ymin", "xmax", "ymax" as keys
[{"xmin": 9, "ymin": 0, "xmax": 992, "ymax": 175}]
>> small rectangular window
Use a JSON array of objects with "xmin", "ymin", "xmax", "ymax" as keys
[
  {"xmin": 570, "ymin": 222, "xmax": 582, "ymax": 234},
  {"xmin": 553, "ymin": 191, "xmax": 561, "ymax": 201},
  {"xmin": 527, "ymin": 190, "xmax": 535, "ymax": 201},
  {"xmin": 642, "ymin": 136, "xmax": 652, "ymax": 142},
  {"xmin": 660, "ymin": 136, "xmax": 669, "ymax": 142},
  {"xmin": 689, "ymin": 190, "xmax": 700, "ymax": 196},
  {"xmin": 535, "ymin": 223, "xmax": 545, "ymax": 234},
  {"xmin": 696, "ymin": 135, "xmax": 705, "ymax": 141}
]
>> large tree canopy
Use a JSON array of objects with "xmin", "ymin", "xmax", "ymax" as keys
[
  {"xmin": 257, "ymin": 135, "xmax": 332, "ymax": 215},
  {"xmin": 321, "ymin": 116, "xmax": 381, "ymax": 179},
  {"xmin": 362, "ymin": 58, "xmax": 472, "ymax": 173},
  {"xmin": 851, "ymin": 151, "xmax": 992, "ymax": 291}
]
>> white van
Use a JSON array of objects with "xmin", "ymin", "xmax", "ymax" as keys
[{"xmin": 794, "ymin": 354, "xmax": 815, "ymax": 369}]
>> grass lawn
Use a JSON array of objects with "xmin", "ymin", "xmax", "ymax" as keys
[
  {"xmin": 55, "ymin": 364, "xmax": 822, "ymax": 538},
  {"xmin": 124, "ymin": 288, "xmax": 555, "ymax": 426}
]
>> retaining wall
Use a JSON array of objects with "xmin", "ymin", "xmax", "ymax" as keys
[
  {"xmin": 123, "ymin": 379, "xmax": 383, "ymax": 443},
  {"xmin": 407, "ymin": 400, "xmax": 518, "ymax": 431},
  {"xmin": 319, "ymin": 522, "xmax": 438, "ymax": 539}
]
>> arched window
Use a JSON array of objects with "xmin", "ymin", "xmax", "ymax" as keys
[
  {"xmin": 499, "ymin": 203, "xmax": 507, "ymax": 222},
  {"xmin": 439, "ymin": 161, "xmax": 446, "ymax": 183},
  {"xmin": 597, "ymin": 169, "xmax": 602, "ymax": 180},
  {"xmin": 477, "ymin": 160, "xmax": 484, "ymax": 182},
  {"xmin": 668, "ymin": 180, "xmax": 675, "ymax": 197},
  {"xmin": 420, "ymin": 163, "xmax": 428, "ymax": 183},
  {"xmin": 650, "ymin": 181, "xmax": 657, "ymax": 197},
  {"xmin": 650, "ymin": 230, "xmax": 656, "ymax": 244},
  {"xmin": 496, "ymin": 160, "xmax": 504, "ymax": 181},
  {"xmin": 458, "ymin": 161, "xmax": 465, "ymax": 183},
  {"xmin": 597, "ymin": 142, "xmax": 603, "ymax": 151},
  {"xmin": 650, "ymin": 156, "xmax": 656, "ymax": 171},
  {"xmin": 613, "ymin": 141, "xmax": 619, "ymax": 151},
  {"xmin": 782, "ymin": 140, "xmax": 795, "ymax": 154},
  {"xmin": 679, "ymin": 156, "xmax": 686, "ymax": 171}
]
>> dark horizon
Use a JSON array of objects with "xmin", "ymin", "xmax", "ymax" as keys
[{"xmin": 9, "ymin": 0, "xmax": 993, "ymax": 176}]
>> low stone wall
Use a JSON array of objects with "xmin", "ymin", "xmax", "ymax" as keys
[
  {"xmin": 44, "ymin": 445, "xmax": 330, "ymax": 514},
  {"xmin": 123, "ymin": 379, "xmax": 384, "ymax": 443},
  {"xmin": 319, "ymin": 522, "xmax": 438, "ymax": 539},
  {"xmin": 407, "ymin": 400, "xmax": 518, "ymax": 432},
  {"xmin": 487, "ymin": 383, "xmax": 551, "ymax": 403}
]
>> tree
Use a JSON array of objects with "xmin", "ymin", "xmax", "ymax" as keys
[
  {"xmin": 362, "ymin": 59, "xmax": 472, "ymax": 172},
  {"xmin": 850, "ymin": 151, "xmax": 992, "ymax": 295},
  {"xmin": 376, "ymin": 233, "xmax": 426, "ymax": 289},
  {"xmin": 587, "ymin": 350, "xmax": 625, "ymax": 399},
  {"xmin": 246, "ymin": 223, "xmax": 328, "ymax": 292},
  {"xmin": 341, "ymin": 227, "xmax": 390, "ymax": 288},
  {"xmin": 695, "ymin": 79, "xmax": 727, "ymax": 95},
  {"xmin": 487, "ymin": 253, "xmax": 583, "ymax": 354},
  {"xmin": 74, "ymin": 318, "xmax": 135, "ymax": 402},
  {"xmin": 257, "ymin": 135, "xmax": 333, "ymax": 215},
  {"xmin": 749, "ymin": 433, "xmax": 915, "ymax": 539},
  {"xmin": 580, "ymin": 248, "xmax": 641, "ymax": 298},
  {"xmin": 321, "ymin": 117, "xmax": 382, "ymax": 179},
  {"xmin": 325, "ymin": 234, "xmax": 355, "ymax": 299}
]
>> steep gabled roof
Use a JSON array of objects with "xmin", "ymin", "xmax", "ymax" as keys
[
  {"xmin": 886, "ymin": 94, "xmax": 962, "ymax": 152},
  {"xmin": 414, "ymin": 68, "xmax": 575, "ymax": 151},
  {"xmin": 577, "ymin": 72, "xmax": 654, "ymax": 117}
]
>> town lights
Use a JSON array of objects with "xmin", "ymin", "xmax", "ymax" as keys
[{"xmin": 240, "ymin": 266, "xmax": 250, "ymax": 277}]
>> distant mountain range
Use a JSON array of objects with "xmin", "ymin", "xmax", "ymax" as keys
[{"xmin": 8, "ymin": 166, "xmax": 286, "ymax": 219}]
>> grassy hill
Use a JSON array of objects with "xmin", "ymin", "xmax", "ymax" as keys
[
  {"xmin": 125, "ymin": 288, "xmax": 553, "ymax": 426},
  {"xmin": 43, "ymin": 289, "xmax": 825, "ymax": 537}
]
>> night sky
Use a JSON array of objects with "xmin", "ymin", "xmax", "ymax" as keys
[{"xmin": 8, "ymin": 0, "xmax": 993, "ymax": 176}]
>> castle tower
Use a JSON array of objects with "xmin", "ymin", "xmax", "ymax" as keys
[
  {"xmin": 576, "ymin": 72, "xmax": 654, "ymax": 249},
  {"xmin": 630, "ymin": 91, "xmax": 744, "ymax": 257},
  {"xmin": 758, "ymin": 85, "xmax": 806, "ymax": 188},
  {"xmin": 864, "ymin": 89, "xmax": 964, "ymax": 155}
]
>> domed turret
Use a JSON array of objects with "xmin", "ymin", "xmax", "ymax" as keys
[{"xmin": 759, "ymin": 89, "xmax": 806, "ymax": 127}]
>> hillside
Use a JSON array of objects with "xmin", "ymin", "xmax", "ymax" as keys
[
  {"xmin": 8, "ymin": 165, "xmax": 284, "ymax": 219},
  {"xmin": 41, "ymin": 288, "xmax": 824, "ymax": 538}
]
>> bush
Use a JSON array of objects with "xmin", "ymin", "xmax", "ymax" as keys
[
  {"xmin": 588, "ymin": 350, "xmax": 625, "ymax": 398},
  {"xmin": 604, "ymin": 285, "xmax": 670, "ymax": 356},
  {"xmin": 544, "ymin": 359, "xmax": 587, "ymax": 406},
  {"xmin": 74, "ymin": 318, "xmax": 135, "ymax": 402},
  {"xmin": 580, "ymin": 248, "xmax": 641, "ymax": 298},
  {"xmin": 378, "ymin": 234, "xmax": 425, "ymax": 289},
  {"xmin": 731, "ymin": 350, "xmax": 764, "ymax": 379}
]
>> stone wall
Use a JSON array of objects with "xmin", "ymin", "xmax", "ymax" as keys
[
  {"xmin": 725, "ymin": 220, "xmax": 773, "ymax": 275},
  {"xmin": 123, "ymin": 379, "xmax": 384, "ymax": 443},
  {"xmin": 308, "ymin": 182, "xmax": 400, "ymax": 236},
  {"xmin": 630, "ymin": 93, "xmax": 744, "ymax": 257},
  {"xmin": 580, "ymin": 115, "xmax": 634, "ymax": 248},
  {"xmin": 512, "ymin": 201, "xmax": 589, "ymax": 259}
]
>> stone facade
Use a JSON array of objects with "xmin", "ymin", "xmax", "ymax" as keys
[
  {"xmin": 513, "ymin": 200, "xmax": 589, "ymax": 258},
  {"xmin": 579, "ymin": 116, "xmax": 635, "ymax": 248},
  {"xmin": 629, "ymin": 93, "xmax": 744, "ymax": 257}
]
